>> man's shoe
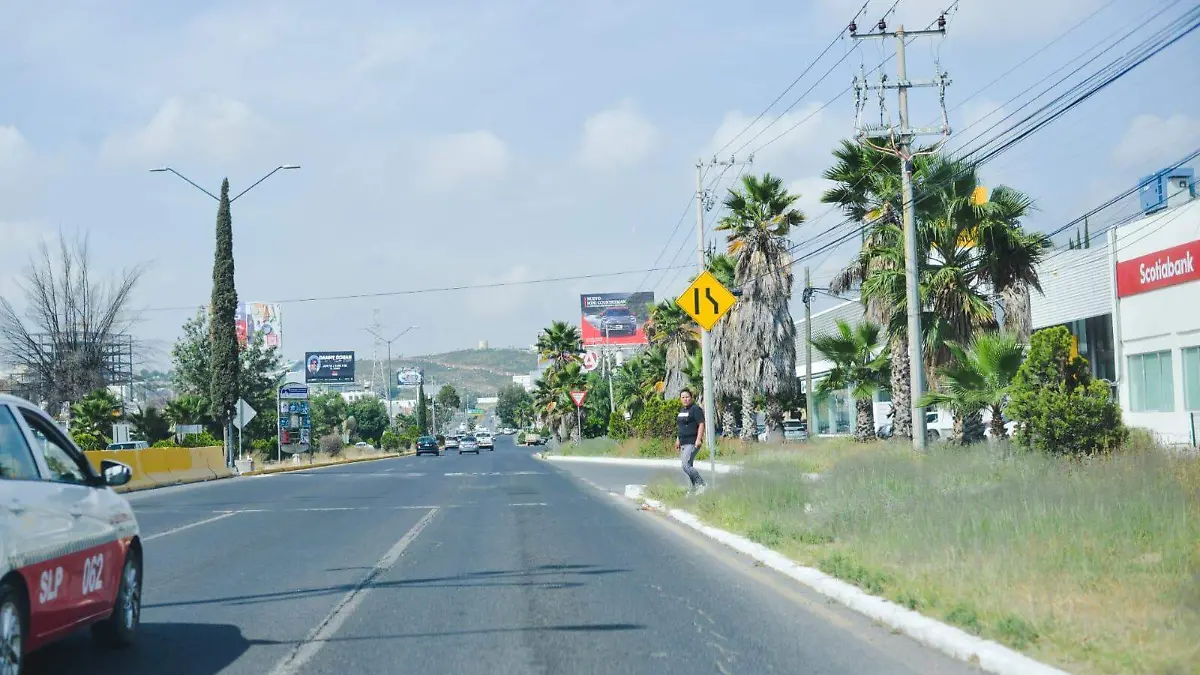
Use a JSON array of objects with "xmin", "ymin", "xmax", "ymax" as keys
[{"xmin": 695, "ymin": 484, "xmax": 708, "ymax": 495}]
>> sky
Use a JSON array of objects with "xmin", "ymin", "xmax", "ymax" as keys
[{"xmin": 1, "ymin": 0, "xmax": 1197, "ymax": 369}]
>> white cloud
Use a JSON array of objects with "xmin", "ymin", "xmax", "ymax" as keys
[
  {"xmin": 577, "ymin": 100, "xmax": 658, "ymax": 171},
  {"xmin": 708, "ymin": 103, "xmax": 831, "ymax": 170},
  {"xmin": 1112, "ymin": 113, "xmax": 1200, "ymax": 169},
  {"xmin": 0, "ymin": 126, "xmax": 32, "ymax": 176},
  {"xmin": 0, "ymin": 221, "xmax": 44, "ymax": 298},
  {"xmin": 419, "ymin": 130, "xmax": 510, "ymax": 193},
  {"xmin": 787, "ymin": 176, "xmax": 837, "ymax": 224},
  {"xmin": 101, "ymin": 96, "xmax": 270, "ymax": 164}
]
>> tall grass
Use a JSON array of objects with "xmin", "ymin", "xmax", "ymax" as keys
[{"xmin": 648, "ymin": 440, "xmax": 1200, "ymax": 674}]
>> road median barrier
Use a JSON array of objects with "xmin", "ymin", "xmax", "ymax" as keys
[
  {"xmin": 84, "ymin": 445, "xmax": 230, "ymax": 492},
  {"xmin": 237, "ymin": 450, "xmax": 414, "ymax": 476}
]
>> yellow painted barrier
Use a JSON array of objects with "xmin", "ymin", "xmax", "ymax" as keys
[{"xmin": 84, "ymin": 446, "xmax": 230, "ymax": 491}]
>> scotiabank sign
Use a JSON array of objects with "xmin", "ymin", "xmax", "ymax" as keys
[{"xmin": 1116, "ymin": 239, "xmax": 1200, "ymax": 297}]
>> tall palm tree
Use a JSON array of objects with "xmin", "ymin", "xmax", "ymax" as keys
[
  {"xmin": 714, "ymin": 173, "xmax": 803, "ymax": 441},
  {"xmin": 810, "ymin": 320, "xmax": 891, "ymax": 442},
  {"xmin": 823, "ymin": 140, "xmax": 941, "ymax": 441},
  {"xmin": 536, "ymin": 321, "xmax": 583, "ymax": 370},
  {"xmin": 917, "ymin": 331, "xmax": 1025, "ymax": 443},
  {"xmin": 645, "ymin": 300, "xmax": 696, "ymax": 400}
]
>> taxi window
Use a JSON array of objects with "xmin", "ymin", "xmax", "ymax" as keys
[
  {"xmin": 0, "ymin": 406, "xmax": 40, "ymax": 480},
  {"xmin": 20, "ymin": 408, "xmax": 91, "ymax": 484}
]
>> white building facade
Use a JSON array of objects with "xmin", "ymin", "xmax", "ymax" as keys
[{"xmin": 1031, "ymin": 166, "xmax": 1199, "ymax": 444}]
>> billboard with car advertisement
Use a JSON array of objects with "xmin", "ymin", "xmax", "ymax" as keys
[
  {"xmin": 304, "ymin": 351, "xmax": 356, "ymax": 383},
  {"xmin": 397, "ymin": 367, "xmax": 423, "ymax": 386},
  {"xmin": 579, "ymin": 291, "xmax": 654, "ymax": 346}
]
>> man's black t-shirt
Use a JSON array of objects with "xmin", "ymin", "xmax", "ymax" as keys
[{"xmin": 677, "ymin": 403, "xmax": 704, "ymax": 445}]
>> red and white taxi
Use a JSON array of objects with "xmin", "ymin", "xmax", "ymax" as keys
[{"xmin": 0, "ymin": 394, "xmax": 142, "ymax": 674}]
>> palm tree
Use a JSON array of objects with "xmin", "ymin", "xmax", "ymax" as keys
[
  {"xmin": 682, "ymin": 350, "xmax": 704, "ymax": 399},
  {"xmin": 127, "ymin": 405, "xmax": 171, "ymax": 445},
  {"xmin": 810, "ymin": 320, "xmax": 890, "ymax": 442},
  {"xmin": 69, "ymin": 388, "xmax": 124, "ymax": 449},
  {"xmin": 645, "ymin": 301, "xmax": 696, "ymax": 400},
  {"xmin": 823, "ymin": 140, "xmax": 942, "ymax": 441},
  {"xmin": 536, "ymin": 321, "xmax": 583, "ymax": 370},
  {"xmin": 714, "ymin": 173, "xmax": 803, "ymax": 441},
  {"xmin": 917, "ymin": 331, "xmax": 1025, "ymax": 443}
]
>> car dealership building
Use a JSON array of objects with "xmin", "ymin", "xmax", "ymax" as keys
[{"xmin": 1031, "ymin": 166, "xmax": 1199, "ymax": 444}]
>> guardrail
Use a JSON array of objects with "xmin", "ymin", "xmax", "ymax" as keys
[{"xmin": 83, "ymin": 446, "xmax": 232, "ymax": 492}]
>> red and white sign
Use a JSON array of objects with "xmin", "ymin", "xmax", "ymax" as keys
[
  {"xmin": 581, "ymin": 351, "xmax": 600, "ymax": 373},
  {"xmin": 1116, "ymin": 238, "xmax": 1200, "ymax": 297},
  {"xmin": 570, "ymin": 390, "xmax": 588, "ymax": 408}
]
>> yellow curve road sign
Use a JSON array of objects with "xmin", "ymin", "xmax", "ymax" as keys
[{"xmin": 677, "ymin": 270, "xmax": 737, "ymax": 331}]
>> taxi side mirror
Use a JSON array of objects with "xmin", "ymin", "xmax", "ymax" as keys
[{"xmin": 100, "ymin": 459, "xmax": 133, "ymax": 487}]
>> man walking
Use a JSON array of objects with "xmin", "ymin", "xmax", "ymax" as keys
[{"xmin": 675, "ymin": 388, "xmax": 707, "ymax": 494}]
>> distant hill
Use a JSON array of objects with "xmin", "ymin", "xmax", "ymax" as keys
[{"xmin": 356, "ymin": 347, "xmax": 537, "ymax": 397}]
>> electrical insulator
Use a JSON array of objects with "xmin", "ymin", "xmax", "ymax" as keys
[
  {"xmin": 848, "ymin": 20, "xmax": 857, "ymax": 34},
  {"xmin": 937, "ymin": 14, "xmax": 946, "ymax": 29},
  {"xmin": 877, "ymin": 18, "xmax": 886, "ymax": 31}
]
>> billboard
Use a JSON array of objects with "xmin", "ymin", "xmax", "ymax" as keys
[
  {"xmin": 247, "ymin": 302, "xmax": 283, "ymax": 349},
  {"xmin": 580, "ymin": 292, "xmax": 654, "ymax": 346},
  {"xmin": 304, "ymin": 351, "xmax": 355, "ymax": 383},
  {"xmin": 397, "ymin": 367, "xmax": 423, "ymax": 386},
  {"xmin": 235, "ymin": 305, "xmax": 250, "ymax": 348}
]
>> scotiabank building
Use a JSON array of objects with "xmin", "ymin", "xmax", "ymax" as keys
[{"xmin": 1031, "ymin": 167, "xmax": 1200, "ymax": 445}]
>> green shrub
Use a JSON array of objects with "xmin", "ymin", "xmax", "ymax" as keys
[
  {"xmin": 608, "ymin": 410, "xmax": 631, "ymax": 440},
  {"xmin": 631, "ymin": 397, "xmax": 681, "ymax": 439},
  {"xmin": 1007, "ymin": 326, "xmax": 1127, "ymax": 455},
  {"xmin": 319, "ymin": 433, "xmax": 344, "ymax": 456},
  {"xmin": 516, "ymin": 432, "xmax": 527, "ymax": 445},
  {"xmin": 380, "ymin": 430, "xmax": 401, "ymax": 450},
  {"xmin": 151, "ymin": 439, "xmax": 177, "ymax": 448},
  {"xmin": 72, "ymin": 430, "xmax": 107, "ymax": 451},
  {"xmin": 250, "ymin": 438, "xmax": 275, "ymax": 452},
  {"xmin": 181, "ymin": 431, "xmax": 221, "ymax": 448}
]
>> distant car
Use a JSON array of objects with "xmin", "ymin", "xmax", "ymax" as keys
[
  {"xmin": 444, "ymin": 435, "xmax": 460, "ymax": 450},
  {"xmin": 459, "ymin": 435, "xmax": 480, "ymax": 454},
  {"xmin": 354, "ymin": 441, "xmax": 374, "ymax": 451},
  {"xmin": 415, "ymin": 436, "xmax": 440, "ymax": 456},
  {"xmin": 0, "ymin": 394, "xmax": 143, "ymax": 673},
  {"xmin": 598, "ymin": 306, "xmax": 638, "ymax": 336},
  {"xmin": 105, "ymin": 441, "xmax": 149, "ymax": 450},
  {"xmin": 477, "ymin": 433, "xmax": 494, "ymax": 450},
  {"xmin": 782, "ymin": 420, "xmax": 807, "ymax": 442}
]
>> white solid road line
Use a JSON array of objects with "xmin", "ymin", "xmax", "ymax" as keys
[
  {"xmin": 267, "ymin": 507, "xmax": 440, "ymax": 675},
  {"xmin": 144, "ymin": 511, "xmax": 240, "ymax": 541}
]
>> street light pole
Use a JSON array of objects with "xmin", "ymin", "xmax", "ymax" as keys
[{"xmin": 151, "ymin": 164, "xmax": 300, "ymax": 468}]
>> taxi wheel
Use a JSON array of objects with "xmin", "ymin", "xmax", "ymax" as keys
[
  {"xmin": 0, "ymin": 579, "xmax": 27, "ymax": 675},
  {"xmin": 92, "ymin": 549, "xmax": 141, "ymax": 648}
]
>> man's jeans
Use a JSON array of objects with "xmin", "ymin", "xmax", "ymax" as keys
[{"xmin": 679, "ymin": 443, "xmax": 706, "ymax": 487}]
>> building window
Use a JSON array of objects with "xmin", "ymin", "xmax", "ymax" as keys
[
  {"xmin": 876, "ymin": 389, "xmax": 891, "ymax": 403},
  {"xmin": 1183, "ymin": 347, "xmax": 1200, "ymax": 411},
  {"xmin": 1128, "ymin": 351, "xmax": 1174, "ymax": 412}
]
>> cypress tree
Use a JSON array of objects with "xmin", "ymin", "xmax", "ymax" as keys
[
  {"xmin": 210, "ymin": 178, "xmax": 240, "ymax": 430},
  {"xmin": 1083, "ymin": 217, "xmax": 1090, "ymax": 249},
  {"xmin": 416, "ymin": 382, "xmax": 429, "ymax": 434}
]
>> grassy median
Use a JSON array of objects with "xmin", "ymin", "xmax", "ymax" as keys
[
  {"xmin": 549, "ymin": 436, "xmax": 769, "ymax": 461},
  {"xmin": 646, "ymin": 437, "xmax": 1200, "ymax": 675}
]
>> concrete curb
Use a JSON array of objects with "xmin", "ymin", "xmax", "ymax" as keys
[
  {"xmin": 539, "ymin": 454, "xmax": 740, "ymax": 474},
  {"xmin": 625, "ymin": 485, "xmax": 1071, "ymax": 675},
  {"xmin": 238, "ymin": 452, "xmax": 413, "ymax": 477}
]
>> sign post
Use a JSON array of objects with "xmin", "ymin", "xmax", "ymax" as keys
[
  {"xmin": 570, "ymin": 390, "xmax": 588, "ymax": 446},
  {"xmin": 677, "ymin": 269, "xmax": 737, "ymax": 488},
  {"xmin": 234, "ymin": 398, "xmax": 257, "ymax": 462},
  {"xmin": 277, "ymin": 383, "xmax": 312, "ymax": 462}
]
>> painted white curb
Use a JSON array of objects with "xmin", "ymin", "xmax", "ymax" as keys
[
  {"xmin": 633, "ymin": 494, "xmax": 1070, "ymax": 675},
  {"xmin": 540, "ymin": 454, "xmax": 740, "ymax": 474}
]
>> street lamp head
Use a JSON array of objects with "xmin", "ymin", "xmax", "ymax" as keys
[
  {"xmin": 280, "ymin": 164, "xmax": 301, "ymax": 170},
  {"xmin": 149, "ymin": 167, "xmax": 170, "ymax": 172}
]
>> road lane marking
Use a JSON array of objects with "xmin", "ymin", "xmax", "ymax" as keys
[
  {"xmin": 508, "ymin": 502, "xmax": 548, "ymax": 507},
  {"xmin": 144, "ymin": 511, "xmax": 239, "ymax": 541},
  {"xmin": 267, "ymin": 507, "xmax": 440, "ymax": 675},
  {"xmin": 443, "ymin": 471, "xmax": 546, "ymax": 477}
]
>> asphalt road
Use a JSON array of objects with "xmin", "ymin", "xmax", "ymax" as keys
[{"xmin": 27, "ymin": 434, "xmax": 978, "ymax": 675}]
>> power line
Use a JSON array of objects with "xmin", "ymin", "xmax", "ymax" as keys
[{"xmin": 142, "ymin": 263, "xmax": 696, "ymax": 313}]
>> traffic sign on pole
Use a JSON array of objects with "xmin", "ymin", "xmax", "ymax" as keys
[
  {"xmin": 676, "ymin": 270, "xmax": 737, "ymax": 331},
  {"xmin": 581, "ymin": 351, "xmax": 600, "ymax": 373},
  {"xmin": 570, "ymin": 390, "xmax": 588, "ymax": 408},
  {"xmin": 234, "ymin": 398, "xmax": 257, "ymax": 429}
]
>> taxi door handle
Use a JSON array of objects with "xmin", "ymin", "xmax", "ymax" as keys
[
  {"xmin": 69, "ymin": 506, "xmax": 84, "ymax": 518},
  {"xmin": 7, "ymin": 498, "xmax": 26, "ymax": 515}
]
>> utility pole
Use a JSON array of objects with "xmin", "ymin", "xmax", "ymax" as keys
[
  {"xmin": 696, "ymin": 160, "xmax": 718, "ymax": 486},
  {"xmin": 366, "ymin": 325, "xmax": 419, "ymax": 426},
  {"xmin": 851, "ymin": 14, "xmax": 951, "ymax": 451},
  {"xmin": 803, "ymin": 267, "xmax": 815, "ymax": 438},
  {"xmin": 604, "ymin": 325, "xmax": 615, "ymax": 415}
]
